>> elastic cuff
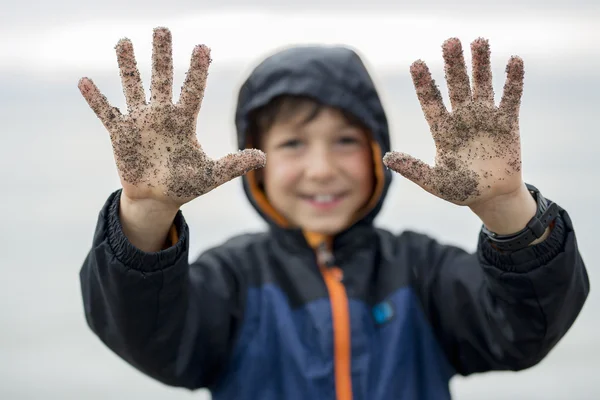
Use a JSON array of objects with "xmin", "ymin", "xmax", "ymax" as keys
[
  {"xmin": 479, "ymin": 211, "xmax": 567, "ymax": 273},
  {"xmin": 106, "ymin": 189, "xmax": 188, "ymax": 272}
]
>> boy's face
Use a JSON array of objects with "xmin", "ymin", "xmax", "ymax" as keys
[{"xmin": 259, "ymin": 107, "xmax": 374, "ymax": 236}]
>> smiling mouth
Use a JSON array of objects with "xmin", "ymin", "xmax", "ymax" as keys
[{"xmin": 300, "ymin": 193, "xmax": 348, "ymax": 206}]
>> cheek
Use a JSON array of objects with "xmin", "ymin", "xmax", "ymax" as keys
[
  {"xmin": 263, "ymin": 157, "xmax": 302, "ymax": 196},
  {"xmin": 345, "ymin": 151, "xmax": 374, "ymax": 190}
]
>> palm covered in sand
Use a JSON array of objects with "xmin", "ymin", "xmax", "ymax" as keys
[
  {"xmin": 78, "ymin": 27, "xmax": 266, "ymax": 208},
  {"xmin": 384, "ymin": 38, "xmax": 526, "ymax": 207}
]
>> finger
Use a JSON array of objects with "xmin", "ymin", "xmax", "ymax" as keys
[
  {"xmin": 382, "ymin": 151, "xmax": 434, "ymax": 191},
  {"xmin": 212, "ymin": 149, "xmax": 267, "ymax": 185},
  {"xmin": 78, "ymin": 77, "xmax": 122, "ymax": 129},
  {"xmin": 150, "ymin": 27, "xmax": 174, "ymax": 105},
  {"xmin": 499, "ymin": 56, "xmax": 524, "ymax": 117},
  {"xmin": 410, "ymin": 60, "xmax": 449, "ymax": 130},
  {"xmin": 471, "ymin": 37, "xmax": 494, "ymax": 104},
  {"xmin": 442, "ymin": 37, "xmax": 472, "ymax": 110},
  {"xmin": 116, "ymin": 38, "xmax": 146, "ymax": 111},
  {"xmin": 177, "ymin": 45, "xmax": 211, "ymax": 116}
]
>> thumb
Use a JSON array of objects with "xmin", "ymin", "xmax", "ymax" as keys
[
  {"xmin": 213, "ymin": 148, "xmax": 267, "ymax": 185},
  {"xmin": 383, "ymin": 151, "xmax": 433, "ymax": 190}
]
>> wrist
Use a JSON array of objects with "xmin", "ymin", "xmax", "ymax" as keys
[
  {"xmin": 120, "ymin": 192, "xmax": 180, "ymax": 219},
  {"xmin": 119, "ymin": 192, "xmax": 180, "ymax": 252},
  {"xmin": 470, "ymin": 183, "xmax": 537, "ymax": 235}
]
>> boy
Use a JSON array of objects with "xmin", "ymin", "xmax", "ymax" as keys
[{"xmin": 78, "ymin": 27, "xmax": 589, "ymax": 399}]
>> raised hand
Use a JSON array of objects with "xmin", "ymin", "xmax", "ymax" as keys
[
  {"xmin": 78, "ymin": 27, "xmax": 265, "ymax": 208},
  {"xmin": 383, "ymin": 37, "xmax": 525, "ymax": 207}
]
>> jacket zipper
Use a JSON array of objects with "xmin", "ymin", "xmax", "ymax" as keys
[{"xmin": 316, "ymin": 241, "xmax": 353, "ymax": 400}]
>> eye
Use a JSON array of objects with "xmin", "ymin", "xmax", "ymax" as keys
[
  {"xmin": 279, "ymin": 139, "xmax": 303, "ymax": 149},
  {"xmin": 338, "ymin": 136, "xmax": 360, "ymax": 145}
]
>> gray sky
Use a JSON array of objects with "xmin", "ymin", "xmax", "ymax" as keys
[
  {"xmin": 2, "ymin": 0, "xmax": 599, "ymax": 26},
  {"xmin": 2, "ymin": 5, "xmax": 598, "ymax": 84}
]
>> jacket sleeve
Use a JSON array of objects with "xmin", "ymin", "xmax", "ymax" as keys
[
  {"xmin": 408, "ymin": 203, "xmax": 590, "ymax": 376},
  {"xmin": 79, "ymin": 189, "xmax": 247, "ymax": 390}
]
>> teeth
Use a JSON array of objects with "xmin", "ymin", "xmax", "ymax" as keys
[{"xmin": 314, "ymin": 194, "xmax": 335, "ymax": 203}]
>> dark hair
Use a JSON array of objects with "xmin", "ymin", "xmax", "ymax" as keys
[{"xmin": 247, "ymin": 95, "xmax": 368, "ymax": 148}]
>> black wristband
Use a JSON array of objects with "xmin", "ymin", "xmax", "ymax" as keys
[{"xmin": 482, "ymin": 183, "xmax": 560, "ymax": 252}]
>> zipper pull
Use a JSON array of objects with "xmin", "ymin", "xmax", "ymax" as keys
[{"xmin": 317, "ymin": 242, "xmax": 335, "ymax": 267}]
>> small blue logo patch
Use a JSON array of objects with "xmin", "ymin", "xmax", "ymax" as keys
[{"xmin": 372, "ymin": 301, "xmax": 394, "ymax": 324}]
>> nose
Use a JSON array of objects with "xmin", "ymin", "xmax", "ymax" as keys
[{"xmin": 304, "ymin": 146, "xmax": 336, "ymax": 182}]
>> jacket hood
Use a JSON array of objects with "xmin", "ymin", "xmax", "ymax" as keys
[{"xmin": 234, "ymin": 44, "xmax": 393, "ymax": 244}]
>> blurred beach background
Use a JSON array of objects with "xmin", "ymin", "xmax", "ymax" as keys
[{"xmin": 0, "ymin": 0, "xmax": 598, "ymax": 398}]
